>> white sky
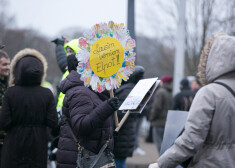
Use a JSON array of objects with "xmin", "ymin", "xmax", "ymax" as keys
[
  {"xmin": 8, "ymin": 0, "xmax": 128, "ymax": 38},
  {"xmin": 7, "ymin": 0, "xmax": 167, "ymax": 39}
]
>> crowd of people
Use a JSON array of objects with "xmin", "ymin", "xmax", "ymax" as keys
[{"xmin": 0, "ymin": 32, "xmax": 234, "ymax": 168}]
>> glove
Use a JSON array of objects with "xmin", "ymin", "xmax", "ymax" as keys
[
  {"xmin": 51, "ymin": 36, "xmax": 65, "ymax": 46},
  {"xmin": 0, "ymin": 44, "xmax": 5, "ymax": 49},
  {"xmin": 107, "ymin": 97, "xmax": 119, "ymax": 111},
  {"xmin": 148, "ymin": 163, "xmax": 160, "ymax": 168}
]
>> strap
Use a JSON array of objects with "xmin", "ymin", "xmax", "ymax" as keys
[
  {"xmin": 64, "ymin": 117, "xmax": 79, "ymax": 144},
  {"xmin": 214, "ymin": 82, "xmax": 235, "ymax": 97},
  {"xmin": 89, "ymin": 142, "xmax": 108, "ymax": 168}
]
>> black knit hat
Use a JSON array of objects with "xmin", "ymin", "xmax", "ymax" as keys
[{"xmin": 180, "ymin": 78, "xmax": 189, "ymax": 89}]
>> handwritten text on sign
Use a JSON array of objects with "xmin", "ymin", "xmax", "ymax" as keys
[{"xmin": 90, "ymin": 37, "xmax": 124, "ymax": 77}]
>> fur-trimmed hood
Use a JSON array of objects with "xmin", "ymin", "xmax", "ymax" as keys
[
  {"xmin": 197, "ymin": 33, "xmax": 235, "ymax": 85},
  {"xmin": 9, "ymin": 48, "xmax": 48, "ymax": 86}
]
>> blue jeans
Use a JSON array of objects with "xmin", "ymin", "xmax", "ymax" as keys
[
  {"xmin": 152, "ymin": 126, "xmax": 164, "ymax": 152},
  {"xmin": 115, "ymin": 158, "xmax": 126, "ymax": 168}
]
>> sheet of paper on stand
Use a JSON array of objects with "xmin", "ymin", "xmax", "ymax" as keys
[{"xmin": 119, "ymin": 77, "xmax": 160, "ymax": 114}]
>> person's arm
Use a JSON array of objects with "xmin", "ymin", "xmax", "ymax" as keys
[
  {"xmin": 51, "ymin": 37, "xmax": 68, "ymax": 73},
  {"xmin": 46, "ymin": 90, "xmax": 58, "ymax": 128},
  {"xmin": 69, "ymin": 90, "xmax": 115, "ymax": 136},
  {"xmin": 55, "ymin": 45, "xmax": 67, "ymax": 73},
  {"xmin": 157, "ymin": 86, "xmax": 215, "ymax": 168}
]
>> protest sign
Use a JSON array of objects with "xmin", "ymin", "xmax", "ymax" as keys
[
  {"xmin": 90, "ymin": 36, "xmax": 124, "ymax": 77},
  {"xmin": 159, "ymin": 110, "xmax": 188, "ymax": 168},
  {"xmin": 115, "ymin": 78, "xmax": 160, "ymax": 132},
  {"xmin": 119, "ymin": 77, "xmax": 160, "ymax": 113},
  {"xmin": 160, "ymin": 110, "xmax": 188, "ymax": 154},
  {"xmin": 77, "ymin": 21, "xmax": 136, "ymax": 93},
  {"xmin": 76, "ymin": 21, "xmax": 136, "ymax": 128}
]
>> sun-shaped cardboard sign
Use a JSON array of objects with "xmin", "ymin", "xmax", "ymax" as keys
[{"xmin": 76, "ymin": 21, "xmax": 136, "ymax": 93}]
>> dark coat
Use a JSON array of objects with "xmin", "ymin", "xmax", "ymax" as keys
[
  {"xmin": 149, "ymin": 82, "xmax": 173, "ymax": 127},
  {"xmin": 57, "ymin": 70, "xmax": 114, "ymax": 168},
  {"xmin": 0, "ymin": 49, "xmax": 58, "ymax": 168},
  {"xmin": 113, "ymin": 83, "xmax": 137, "ymax": 158},
  {"xmin": 172, "ymin": 87, "xmax": 194, "ymax": 111},
  {"xmin": 55, "ymin": 45, "xmax": 67, "ymax": 73}
]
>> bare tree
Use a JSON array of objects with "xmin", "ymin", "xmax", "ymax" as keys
[
  {"xmin": 139, "ymin": 0, "xmax": 235, "ymax": 76},
  {"xmin": 0, "ymin": 0, "xmax": 15, "ymax": 44}
]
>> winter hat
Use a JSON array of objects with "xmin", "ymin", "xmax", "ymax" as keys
[
  {"xmin": 67, "ymin": 54, "xmax": 78, "ymax": 72},
  {"xmin": 128, "ymin": 65, "xmax": 145, "ymax": 84},
  {"xmin": 161, "ymin": 76, "xmax": 173, "ymax": 83},
  {"xmin": 180, "ymin": 78, "xmax": 189, "ymax": 88}
]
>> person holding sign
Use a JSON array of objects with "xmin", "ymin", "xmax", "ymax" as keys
[
  {"xmin": 58, "ymin": 21, "xmax": 136, "ymax": 168},
  {"xmin": 149, "ymin": 33, "xmax": 235, "ymax": 168},
  {"xmin": 56, "ymin": 54, "xmax": 119, "ymax": 168}
]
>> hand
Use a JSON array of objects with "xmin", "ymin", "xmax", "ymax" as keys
[
  {"xmin": 148, "ymin": 163, "xmax": 160, "ymax": 168},
  {"xmin": 51, "ymin": 36, "xmax": 65, "ymax": 46},
  {"xmin": 107, "ymin": 97, "xmax": 119, "ymax": 111}
]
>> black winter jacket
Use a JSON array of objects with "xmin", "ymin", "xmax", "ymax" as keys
[
  {"xmin": 57, "ymin": 71, "xmax": 114, "ymax": 168},
  {"xmin": 172, "ymin": 88, "xmax": 194, "ymax": 111},
  {"xmin": 0, "ymin": 50, "xmax": 58, "ymax": 168},
  {"xmin": 113, "ymin": 83, "xmax": 137, "ymax": 158},
  {"xmin": 55, "ymin": 45, "xmax": 67, "ymax": 73}
]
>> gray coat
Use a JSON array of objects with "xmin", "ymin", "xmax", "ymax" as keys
[{"xmin": 158, "ymin": 35, "xmax": 235, "ymax": 168}]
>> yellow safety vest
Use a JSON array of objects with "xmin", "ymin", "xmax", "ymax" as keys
[
  {"xmin": 56, "ymin": 70, "xmax": 69, "ymax": 114},
  {"xmin": 57, "ymin": 38, "xmax": 80, "ymax": 114}
]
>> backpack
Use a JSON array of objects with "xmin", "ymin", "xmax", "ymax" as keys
[{"xmin": 182, "ymin": 95, "xmax": 193, "ymax": 111}]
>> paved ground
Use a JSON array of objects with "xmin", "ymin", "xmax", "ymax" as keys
[{"xmin": 126, "ymin": 136, "xmax": 159, "ymax": 168}]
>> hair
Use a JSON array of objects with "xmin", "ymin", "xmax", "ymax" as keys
[
  {"xmin": 0, "ymin": 50, "xmax": 9, "ymax": 60},
  {"xmin": 197, "ymin": 32, "xmax": 227, "ymax": 85}
]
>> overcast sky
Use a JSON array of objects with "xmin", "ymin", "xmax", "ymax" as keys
[
  {"xmin": 7, "ymin": 0, "xmax": 130, "ymax": 38},
  {"xmin": 7, "ymin": 0, "xmax": 168, "ymax": 39}
]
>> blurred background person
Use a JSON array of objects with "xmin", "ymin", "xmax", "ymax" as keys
[
  {"xmin": 191, "ymin": 78, "xmax": 201, "ymax": 97},
  {"xmin": 0, "ymin": 49, "xmax": 10, "ymax": 166},
  {"xmin": 51, "ymin": 38, "xmax": 80, "ymax": 115},
  {"xmin": 172, "ymin": 78, "xmax": 194, "ymax": 111},
  {"xmin": 114, "ymin": 65, "xmax": 145, "ymax": 168},
  {"xmin": 149, "ymin": 76, "xmax": 173, "ymax": 153},
  {"xmin": 0, "ymin": 48, "xmax": 58, "ymax": 168}
]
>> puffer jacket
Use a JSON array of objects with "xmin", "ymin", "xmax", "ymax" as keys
[
  {"xmin": 158, "ymin": 35, "xmax": 235, "ymax": 167},
  {"xmin": 56, "ymin": 70, "xmax": 114, "ymax": 168}
]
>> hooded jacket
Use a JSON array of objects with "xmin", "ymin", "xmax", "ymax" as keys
[
  {"xmin": 56, "ymin": 70, "xmax": 114, "ymax": 168},
  {"xmin": 158, "ymin": 35, "xmax": 235, "ymax": 168},
  {"xmin": 0, "ymin": 48, "xmax": 58, "ymax": 168}
]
